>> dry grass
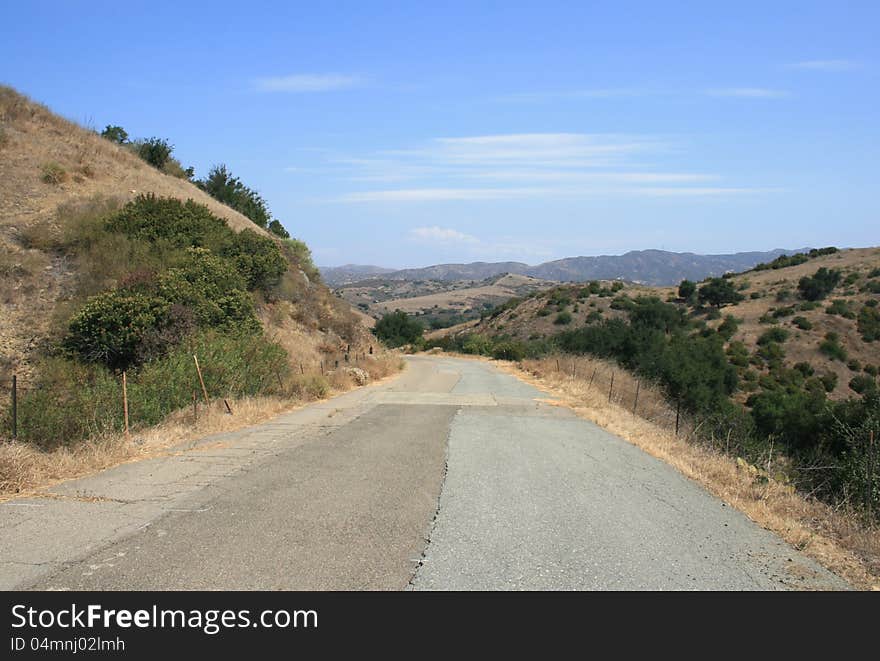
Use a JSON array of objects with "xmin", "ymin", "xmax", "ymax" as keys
[{"xmin": 493, "ymin": 354, "xmax": 880, "ymax": 590}]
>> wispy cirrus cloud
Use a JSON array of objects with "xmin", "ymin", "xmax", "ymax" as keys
[
  {"xmin": 409, "ymin": 226, "xmax": 479, "ymax": 243},
  {"xmin": 253, "ymin": 73, "xmax": 364, "ymax": 92},
  {"xmin": 788, "ymin": 59, "xmax": 860, "ymax": 71},
  {"xmin": 706, "ymin": 87, "xmax": 789, "ymax": 98},
  {"xmin": 293, "ymin": 132, "xmax": 779, "ymax": 203}
]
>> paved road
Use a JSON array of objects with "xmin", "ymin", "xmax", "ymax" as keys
[{"xmin": 0, "ymin": 356, "xmax": 847, "ymax": 590}]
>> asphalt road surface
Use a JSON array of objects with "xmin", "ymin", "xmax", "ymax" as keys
[{"xmin": 0, "ymin": 355, "xmax": 847, "ymax": 590}]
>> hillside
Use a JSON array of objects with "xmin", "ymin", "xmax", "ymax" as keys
[
  {"xmin": 320, "ymin": 264, "xmax": 397, "ymax": 286},
  {"xmin": 429, "ymin": 247, "xmax": 880, "ymax": 518},
  {"xmin": 324, "ymin": 248, "xmax": 799, "ymax": 287},
  {"xmin": 336, "ymin": 272, "xmax": 555, "ymax": 329},
  {"xmin": 0, "ymin": 86, "xmax": 388, "ymax": 452},
  {"xmin": 440, "ymin": 247, "xmax": 880, "ymax": 401}
]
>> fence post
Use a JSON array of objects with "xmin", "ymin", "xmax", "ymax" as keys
[
  {"xmin": 192, "ymin": 391, "xmax": 198, "ymax": 423},
  {"xmin": 588, "ymin": 368, "xmax": 597, "ymax": 390},
  {"xmin": 633, "ymin": 380, "xmax": 640, "ymax": 415},
  {"xmin": 122, "ymin": 371, "xmax": 130, "ymax": 443},
  {"xmin": 224, "ymin": 399, "xmax": 233, "ymax": 415},
  {"xmin": 11, "ymin": 374, "xmax": 17, "ymax": 441},
  {"xmin": 675, "ymin": 399, "xmax": 681, "ymax": 437},
  {"xmin": 321, "ymin": 360, "xmax": 324, "ymax": 375},
  {"xmin": 193, "ymin": 355, "xmax": 209, "ymax": 404},
  {"xmin": 868, "ymin": 429, "xmax": 875, "ymax": 517},
  {"xmin": 608, "ymin": 372, "xmax": 614, "ymax": 402},
  {"xmin": 556, "ymin": 358, "xmax": 560, "ymax": 372},
  {"xmin": 300, "ymin": 363, "xmax": 304, "ymax": 375}
]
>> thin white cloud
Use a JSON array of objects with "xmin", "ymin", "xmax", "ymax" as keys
[
  {"xmin": 254, "ymin": 74, "xmax": 363, "ymax": 92},
  {"xmin": 312, "ymin": 132, "xmax": 779, "ymax": 204},
  {"xmin": 496, "ymin": 88, "xmax": 647, "ymax": 103},
  {"xmin": 409, "ymin": 226, "xmax": 479, "ymax": 243},
  {"xmin": 340, "ymin": 185, "xmax": 777, "ymax": 203},
  {"xmin": 788, "ymin": 59, "xmax": 859, "ymax": 71},
  {"xmin": 706, "ymin": 88, "xmax": 789, "ymax": 98},
  {"xmin": 341, "ymin": 187, "xmax": 554, "ymax": 202}
]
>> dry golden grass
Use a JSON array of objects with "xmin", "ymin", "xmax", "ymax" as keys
[{"xmin": 492, "ymin": 354, "xmax": 880, "ymax": 590}]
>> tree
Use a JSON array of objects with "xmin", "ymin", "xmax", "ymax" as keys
[
  {"xmin": 373, "ymin": 311, "xmax": 424, "ymax": 347},
  {"xmin": 196, "ymin": 164, "xmax": 271, "ymax": 229},
  {"xmin": 135, "ymin": 137, "xmax": 174, "ymax": 170},
  {"xmin": 268, "ymin": 219, "xmax": 290, "ymax": 238},
  {"xmin": 100, "ymin": 125, "xmax": 128, "ymax": 144},
  {"xmin": 678, "ymin": 279, "xmax": 696, "ymax": 301},
  {"xmin": 697, "ymin": 278, "xmax": 743, "ymax": 308}
]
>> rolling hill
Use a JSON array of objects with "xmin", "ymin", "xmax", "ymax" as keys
[
  {"xmin": 0, "ymin": 85, "xmax": 382, "ymax": 409},
  {"xmin": 322, "ymin": 248, "xmax": 801, "ymax": 287}
]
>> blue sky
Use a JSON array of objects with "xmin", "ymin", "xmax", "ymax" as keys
[{"xmin": 3, "ymin": 1, "xmax": 878, "ymax": 267}]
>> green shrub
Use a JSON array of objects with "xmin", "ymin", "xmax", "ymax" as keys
[
  {"xmin": 196, "ymin": 164, "xmax": 272, "ymax": 229},
  {"xmin": 536, "ymin": 307, "xmax": 551, "ymax": 317},
  {"xmin": 134, "ymin": 137, "xmax": 174, "ymax": 169},
  {"xmin": 267, "ymin": 220, "xmax": 290, "ymax": 238},
  {"xmin": 865, "ymin": 365, "xmax": 879, "ymax": 377},
  {"xmin": 792, "ymin": 316, "xmax": 813, "ymax": 330},
  {"xmin": 858, "ymin": 304, "xmax": 880, "ymax": 342},
  {"xmin": 554, "ymin": 311, "xmax": 573, "ymax": 325},
  {"xmin": 820, "ymin": 371, "xmax": 838, "ymax": 392},
  {"xmin": 106, "ymin": 194, "xmax": 230, "ymax": 251},
  {"xmin": 717, "ymin": 315, "xmax": 739, "ymax": 340},
  {"xmin": 158, "ymin": 249, "xmax": 260, "ymax": 332},
  {"xmin": 860, "ymin": 279, "xmax": 880, "ymax": 294},
  {"xmin": 772, "ymin": 305, "xmax": 796, "ymax": 318},
  {"xmin": 848, "ymin": 375, "xmax": 877, "ymax": 395},
  {"xmin": 491, "ymin": 340, "xmax": 526, "ymax": 361},
  {"xmin": 757, "ymin": 327, "xmax": 789, "ymax": 345},
  {"xmin": 825, "ymin": 299, "xmax": 854, "ymax": 318},
  {"xmin": 819, "ymin": 332, "xmax": 847, "ymax": 361},
  {"xmin": 462, "ymin": 334, "xmax": 493, "ymax": 355},
  {"xmin": 373, "ymin": 311, "xmax": 423, "ymax": 347},
  {"xmin": 798, "ymin": 267, "xmax": 841, "ymax": 301},
  {"xmin": 221, "ymin": 229, "xmax": 287, "ymax": 291},
  {"xmin": 100, "ymin": 125, "xmax": 128, "ymax": 144},
  {"xmin": 64, "ymin": 290, "xmax": 171, "ymax": 369}
]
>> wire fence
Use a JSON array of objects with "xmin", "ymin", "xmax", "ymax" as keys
[
  {"xmin": 0, "ymin": 344, "xmax": 379, "ymax": 445},
  {"xmin": 526, "ymin": 353, "xmax": 879, "ymax": 517}
]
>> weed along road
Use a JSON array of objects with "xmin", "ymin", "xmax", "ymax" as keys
[{"xmin": 0, "ymin": 356, "xmax": 846, "ymax": 590}]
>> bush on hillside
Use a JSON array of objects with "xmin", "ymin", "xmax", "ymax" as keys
[
  {"xmin": 219, "ymin": 229, "xmax": 287, "ymax": 291},
  {"xmin": 134, "ymin": 137, "xmax": 173, "ymax": 170},
  {"xmin": 100, "ymin": 125, "xmax": 128, "ymax": 144},
  {"xmin": 373, "ymin": 311, "xmax": 423, "ymax": 347},
  {"xmin": 196, "ymin": 164, "xmax": 272, "ymax": 229},
  {"xmin": 798, "ymin": 267, "xmax": 841, "ymax": 301}
]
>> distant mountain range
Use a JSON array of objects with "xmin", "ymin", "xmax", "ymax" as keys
[{"xmin": 321, "ymin": 248, "xmax": 805, "ymax": 287}]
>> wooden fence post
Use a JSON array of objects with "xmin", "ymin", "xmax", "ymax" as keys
[
  {"xmin": 588, "ymin": 368, "xmax": 597, "ymax": 390},
  {"xmin": 868, "ymin": 429, "xmax": 875, "ymax": 516},
  {"xmin": 122, "ymin": 371, "xmax": 130, "ymax": 442},
  {"xmin": 556, "ymin": 358, "xmax": 560, "ymax": 372},
  {"xmin": 11, "ymin": 374, "xmax": 17, "ymax": 442},
  {"xmin": 192, "ymin": 391, "xmax": 198, "ymax": 423},
  {"xmin": 608, "ymin": 372, "xmax": 614, "ymax": 402},
  {"xmin": 193, "ymin": 355, "xmax": 209, "ymax": 404},
  {"xmin": 633, "ymin": 380, "xmax": 641, "ymax": 415},
  {"xmin": 675, "ymin": 399, "xmax": 681, "ymax": 437}
]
